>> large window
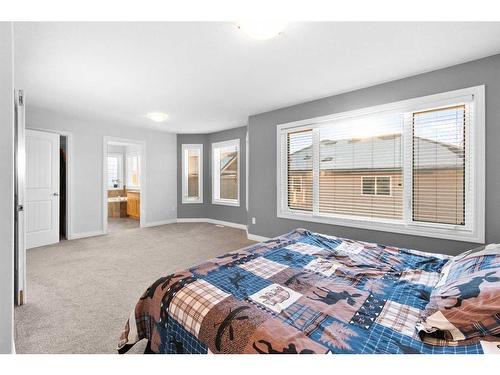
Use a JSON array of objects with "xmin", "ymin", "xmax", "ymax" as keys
[
  {"xmin": 126, "ymin": 152, "xmax": 140, "ymax": 189},
  {"xmin": 212, "ymin": 139, "xmax": 240, "ymax": 206},
  {"xmin": 182, "ymin": 144, "xmax": 203, "ymax": 204},
  {"xmin": 107, "ymin": 153, "xmax": 123, "ymax": 189},
  {"xmin": 277, "ymin": 86, "xmax": 485, "ymax": 242}
]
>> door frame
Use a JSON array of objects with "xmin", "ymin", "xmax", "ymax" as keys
[
  {"xmin": 15, "ymin": 90, "xmax": 26, "ymax": 305},
  {"xmin": 102, "ymin": 136, "xmax": 146, "ymax": 233},
  {"xmin": 26, "ymin": 127, "xmax": 74, "ymax": 240}
]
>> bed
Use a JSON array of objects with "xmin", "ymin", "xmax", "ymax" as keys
[{"xmin": 118, "ymin": 229, "xmax": 500, "ymax": 354}]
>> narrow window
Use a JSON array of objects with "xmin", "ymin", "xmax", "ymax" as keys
[
  {"xmin": 182, "ymin": 144, "xmax": 203, "ymax": 204},
  {"xmin": 212, "ymin": 139, "xmax": 239, "ymax": 206},
  {"xmin": 287, "ymin": 130, "xmax": 313, "ymax": 211},
  {"xmin": 126, "ymin": 152, "xmax": 140, "ymax": 189},
  {"xmin": 107, "ymin": 153, "xmax": 123, "ymax": 189}
]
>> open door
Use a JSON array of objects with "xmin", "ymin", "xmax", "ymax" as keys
[
  {"xmin": 14, "ymin": 89, "xmax": 26, "ymax": 305},
  {"xmin": 25, "ymin": 129, "xmax": 60, "ymax": 249}
]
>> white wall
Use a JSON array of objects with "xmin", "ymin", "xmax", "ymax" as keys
[
  {"xmin": 0, "ymin": 22, "xmax": 14, "ymax": 354},
  {"xmin": 26, "ymin": 106, "xmax": 177, "ymax": 237}
]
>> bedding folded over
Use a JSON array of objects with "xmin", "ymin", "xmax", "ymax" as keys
[{"xmin": 417, "ymin": 244, "xmax": 500, "ymax": 345}]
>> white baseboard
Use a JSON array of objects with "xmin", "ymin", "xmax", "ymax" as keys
[
  {"xmin": 68, "ymin": 219, "xmax": 270, "ymax": 243},
  {"xmin": 70, "ymin": 230, "xmax": 105, "ymax": 239},
  {"xmin": 176, "ymin": 218, "xmax": 247, "ymax": 230},
  {"xmin": 142, "ymin": 219, "xmax": 177, "ymax": 228},
  {"xmin": 207, "ymin": 219, "xmax": 247, "ymax": 230},
  {"xmin": 176, "ymin": 218, "xmax": 210, "ymax": 223},
  {"xmin": 247, "ymin": 233, "xmax": 271, "ymax": 242}
]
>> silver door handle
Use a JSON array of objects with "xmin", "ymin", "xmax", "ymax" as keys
[{"xmin": 53, "ymin": 193, "xmax": 59, "ymax": 196}]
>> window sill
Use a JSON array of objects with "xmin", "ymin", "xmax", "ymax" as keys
[
  {"xmin": 212, "ymin": 199, "xmax": 240, "ymax": 207},
  {"xmin": 182, "ymin": 198, "xmax": 203, "ymax": 204},
  {"xmin": 277, "ymin": 210, "xmax": 484, "ymax": 244},
  {"xmin": 108, "ymin": 187, "xmax": 124, "ymax": 191}
]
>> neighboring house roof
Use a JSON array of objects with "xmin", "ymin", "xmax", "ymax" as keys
[
  {"xmin": 220, "ymin": 152, "xmax": 237, "ymax": 173},
  {"xmin": 289, "ymin": 134, "xmax": 464, "ymax": 171}
]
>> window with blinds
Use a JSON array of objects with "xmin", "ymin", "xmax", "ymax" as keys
[
  {"xmin": 277, "ymin": 86, "xmax": 484, "ymax": 242},
  {"xmin": 412, "ymin": 105, "xmax": 466, "ymax": 225},
  {"xmin": 287, "ymin": 130, "xmax": 313, "ymax": 211},
  {"xmin": 318, "ymin": 111, "xmax": 403, "ymax": 220}
]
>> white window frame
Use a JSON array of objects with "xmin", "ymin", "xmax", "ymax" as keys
[
  {"xmin": 107, "ymin": 153, "xmax": 123, "ymax": 190},
  {"xmin": 212, "ymin": 139, "xmax": 240, "ymax": 207},
  {"xmin": 277, "ymin": 86, "xmax": 485, "ymax": 243},
  {"xmin": 126, "ymin": 151, "xmax": 141, "ymax": 189},
  {"xmin": 182, "ymin": 144, "xmax": 203, "ymax": 204},
  {"xmin": 361, "ymin": 176, "xmax": 392, "ymax": 197}
]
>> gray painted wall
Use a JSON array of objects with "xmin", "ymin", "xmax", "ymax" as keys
[
  {"xmin": 177, "ymin": 126, "xmax": 247, "ymax": 225},
  {"xmin": 248, "ymin": 54, "xmax": 500, "ymax": 255},
  {"xmin": 26, "ymin": 106, "xmax": 178, "ymax": 236},
  {"xmin": 0, "ymin": 22, "xmax": 14, "ymax": 354}
]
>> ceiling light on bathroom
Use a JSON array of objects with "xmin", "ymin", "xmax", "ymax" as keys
[
  {"xmin": 146, "ymin": 112, "xmax": 168, "ymax": 122},
  {"xmin": 237, "ymin": 21, "xmax": 288, "ymax": 40}
]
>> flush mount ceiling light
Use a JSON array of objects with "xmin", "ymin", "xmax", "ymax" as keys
[
  {"xmin": 237, "ymin": 21, "xmax": 288, "ymax": 40},
  {"xmin": 146, "ymin": 112, "xmax": 168, "ymax": 122}
]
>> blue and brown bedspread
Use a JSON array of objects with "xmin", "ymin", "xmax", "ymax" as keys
[{"xmin": 118, "ymin": 229, "xmax": 494, "ymax": 354}]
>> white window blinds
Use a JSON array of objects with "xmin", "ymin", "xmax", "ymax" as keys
[
  {"xmin": 412, "ymin": 105, "xmax": 467, "ymax": 225},
  {"xmin": 277, "ymin": 86, "xmax": 484, "ymax": 243},
  {"xmin": 317, "ymin": 112, "xmax": 403, "ymax": 220},
  {"xmin": 287, "ymin": 130, "xmax": 313, "ymax": 211}
]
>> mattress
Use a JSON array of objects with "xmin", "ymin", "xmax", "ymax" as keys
[{"xmin": 117, "ymin": 228, "xmax": 493, "ymax": 354}]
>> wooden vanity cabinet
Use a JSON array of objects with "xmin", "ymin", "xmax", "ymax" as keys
[{"xmin": 126, "ymin": 191, "xmax": 140, "ymax": 219}]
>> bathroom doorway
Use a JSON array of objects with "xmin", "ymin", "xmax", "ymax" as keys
[{"xmin": 103, "ymin": 137, "xmax": 146, "ymax": 234}]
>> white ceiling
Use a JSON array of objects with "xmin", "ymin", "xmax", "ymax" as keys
[{"xmin": 13, "ymin": 22, "xmax": 500, "ymax": 134}]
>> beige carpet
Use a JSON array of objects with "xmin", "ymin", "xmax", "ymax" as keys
[
  {"xmin": 14, "ymin": 222, "xmax": 255, "ymax": 354},
  {"xmin": 108, "ymin": 217, "xmax": 140, "ymax": 233}
]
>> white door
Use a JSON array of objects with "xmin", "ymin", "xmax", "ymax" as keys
[
  {"xmin": 25, "ymin": 129, "xmax": 60, "ymax": 249},
  {"xmin": 15, "ymin": 90, "xmax": 26, "ymax": 304}
]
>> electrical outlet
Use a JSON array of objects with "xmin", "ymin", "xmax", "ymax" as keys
[{"xmin": 252, "ymin": 217, "xmax": 256, "ymax": 225}]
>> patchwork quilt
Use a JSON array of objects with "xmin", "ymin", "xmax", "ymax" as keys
[{"xmin": 118, "ymin": 229, "xmax": 499, "ymax": 354}]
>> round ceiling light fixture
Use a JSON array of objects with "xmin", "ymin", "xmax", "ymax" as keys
[
  {"xmin": 237, "ymin": 21, "xmax": 288, "ymax": 40},
  {"xmin": 146, "ymin": 112, "xmax": 169, "ymax": 122}
]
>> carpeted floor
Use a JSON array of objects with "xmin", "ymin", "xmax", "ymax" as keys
[
  {"xmin": 14, "ymin": 222, "xmax": 255, "ymax": 354},
  {"xmin": 107, "ymin": 217, "xmax": 140, "ymax": 233}
]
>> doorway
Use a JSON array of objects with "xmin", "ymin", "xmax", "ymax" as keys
[{"xmin": 103, "ymin": 137, "xmax": 145, "ymax": 234}]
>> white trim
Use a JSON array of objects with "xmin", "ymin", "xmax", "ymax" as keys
[
  {"xmin": 142, "ymin": 219, "xmax": 178, "ymax": 228},
  {"xmin": 245, "ymin": 131, "xmax": 249, "ymax": 212},
  {"xmin": 276, "ymin": 85, "xmax": 485, "ymax": 243},
  {"xmin": 71, "ymin": 230, "xmax": 105, "ymax": 239},
  {"xmin": 212, "ymin": 138, "xmax": 240, "ymax": 207},
  {"xmin": 247, "ymin": 233, "xmax": 271, "ymax": 242},
  {"xmin": 208, "ymin": 219, "xmax": 247, "ymax": 230},
  {"xmin": 176, "ymin": 217, "xmax": 210, "ymax": 223},
  {"xmin": 181, "ymin": 144, "xmax": 203, "ymax": 204},
  {"xmin": 103, "ymin": 136, "xmax": 147, "ymax": 234},
  {"xmin": 176, "ymin": 217, "xmax": 247, "ymax": 230}
]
